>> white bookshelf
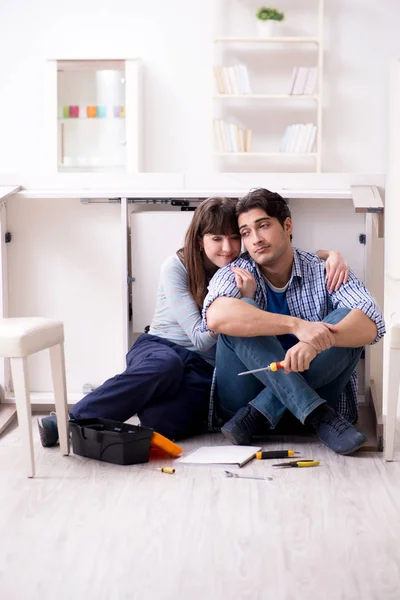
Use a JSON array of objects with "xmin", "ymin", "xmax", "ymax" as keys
[
  {"xmin": 213, "ymin": 0, "xmax": 324, "ymax": 173},
  {"xmin": 213, "ymin": 94, "xmax": 319, "ymax": 101},
  {"xmin": 214, "ymin": 152, "xmax": 318, "ymax": 158},
  {"xmin": 214, "ymin": 37, "xmax": 319, "ymax": 44}
]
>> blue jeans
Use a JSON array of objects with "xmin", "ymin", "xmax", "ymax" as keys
[{"xmin": 216, "ymin": 303, "xmax": 362, "ymax": 428}]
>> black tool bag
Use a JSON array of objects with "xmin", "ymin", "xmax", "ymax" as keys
[{"xmin": 69, "ymin": 418, "xmax": 153, "ymax": 465}]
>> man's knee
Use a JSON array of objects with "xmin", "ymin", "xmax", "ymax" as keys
[
  {"xmin": 305, "ymin": 345, "xmax": 363, "ymax": 389},
  {"xmin": 219, "ymin": 298, "xmax": 275, "ymax": 344},
  {"xmin": 323, "ymin": 307, "xmax": 352, "ymax": 325},
  {"xmin": 241, "ymin": 297, "xmax": 259, "ymax": 308},
  {"xmin": 218, "ymin": 332, "xmax": 250, "ymax": 350},
  {"xmin": 218, "ymin": 332, "xmax": 281, "ymax": 355}
]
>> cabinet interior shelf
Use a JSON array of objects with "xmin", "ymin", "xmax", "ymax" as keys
[
  {"xmin": 213, "ymin": 94, "xmax": 319, "ymax": 101},
  {"xmin": 213, "ymin": 36, "xmax": 319, "ymax": 44},
  {"xmin": 58, "ymin": 163, "xmax": 125, "ymax": 169},
  {"xmin": 58, "ymin": 117, "xmax": 125, "ymax": 121}
]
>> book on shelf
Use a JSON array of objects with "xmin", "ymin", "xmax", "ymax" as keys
[
  {"xmin": 213, "ymin": 120, "xmax": 225, "ymax": 152},
  {"xmin": 238, "ymin": 64, "xmax": 252, "ymax": 95},
  {"xmin": 279, "ymin": 124, "xmax": 292, "ymax": 152},
  {"xmin": 290, "ymin": 67, "xmax": 318, "ymax": 95},
  {"xmin": 245, "ymin": 128, "xmax": 252, "ymax": 152},
  {"xmin": 292, "ymin": 67, "xmax": 309, "ymax": 94},
  {"xmin": 213, "ymin": 119, "xmax": 252, "ymax": 153},
  {"xmin": 288, "ymin": 67, "xmax": 299, "ymax": 94},
  {"xmin": 227, "ymin": 66, "xmax": 239, "ymax": 95},
  {"xmin": 238, "ymin": 127, "xmax": 245, "ymax": 152},
  {"xmin": 213, "ymin": 67, "xmax": 225, "ymax": 94},
  {"xmin": 304, "ymin": 67, "xmax": 317, "ymax": 95},
  {"xmin": 306, "ymin": 124, "xmax": 317, "ymax": 153},
  {"xmin": 213, "ymin": 65, "xmax": 252, "ymax": 95},
  {"xmin": 220, "ymin": 67, "xmax": 231, "ymax": 94},
  {"xmin": 279, "ymin": 123, "xmax": 317, "ymax": 153}
]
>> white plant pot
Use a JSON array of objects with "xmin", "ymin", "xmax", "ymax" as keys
[{"xmin": 257, "ymin": 19, "xmax": 280, "ymax": 37}]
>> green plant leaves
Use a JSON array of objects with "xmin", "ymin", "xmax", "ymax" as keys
[{"xmin": 256, "ymin": 7, "xmax": 285, "ymax": 21}]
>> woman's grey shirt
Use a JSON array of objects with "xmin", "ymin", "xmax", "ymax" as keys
[{"xmin": 149, "ymin": 254, "xmax": 216, "ymax": 366}]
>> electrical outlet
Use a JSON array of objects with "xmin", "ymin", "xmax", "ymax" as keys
[{"xmin": 82, "ymin": 383, "xmax": 95, "ymax": 394}]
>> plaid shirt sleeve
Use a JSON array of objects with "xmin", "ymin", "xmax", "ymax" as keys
[
  {"xmin": 329, "ymin": 270, "xmax": 385, "ymax": 344},
  {"xmin": 200, "ymin": 264, "xmax": 242, "ymax": 332}
]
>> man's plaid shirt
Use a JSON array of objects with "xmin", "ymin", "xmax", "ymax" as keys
[{"xmin": 201, "ymin": 248, "xmax": 385, "ymax": 425}]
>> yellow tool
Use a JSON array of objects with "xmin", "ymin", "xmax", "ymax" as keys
[
  {"xmin": 238, "ymin": 360, "xmax": 285, "ymax": 376},
  {"xmin": 272, "ymin": 460, "xmax": 320, "ymax": 469},
  {"xmin": 160, "ymin": 467, "xmax": 175, "ymax": 474}
]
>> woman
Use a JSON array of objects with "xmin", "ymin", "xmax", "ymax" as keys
[{"xmin": 39, "ymin": 196, "xmax": 348, "ymax": 444}]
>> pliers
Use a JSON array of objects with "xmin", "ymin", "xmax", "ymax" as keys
[{"xmin": 272, "ymin": 459, "xmax": 320, "ymax": 469}]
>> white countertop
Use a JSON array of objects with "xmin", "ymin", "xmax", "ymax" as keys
[
  {"xmin": 14, "ymin": 188, "xmax": 353, "ymax": 200},
  {"xmin": 0, "ymin": 186, "xmax": 21, "ymax": 201}
]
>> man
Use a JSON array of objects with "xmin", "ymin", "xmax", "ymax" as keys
[{"xmin": 202, "ymin": 188, "xmax": 385, "ymax": 455}]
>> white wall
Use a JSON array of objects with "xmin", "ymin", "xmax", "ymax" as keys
[
  {"xmin": 322, "ymin": 0, "xmax": 398, "ymax": 173},
  {"xmin": 0, "ymin": 0, "xmax": 214, "ymax": 175},
  {"xmin": 6, "ymin": 197, "xmax": 124, "ymax": 393},
  {"xmin": 0, "ymin": 0, "xmax": 391, "ymax": 395},
  {"xmin": 0, "ymin": 0, "xmax": 399, "ymax": 174}
]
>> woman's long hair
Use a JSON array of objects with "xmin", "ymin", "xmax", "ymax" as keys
[{"xmin": 179, "ymin": 197, "xmax": 239, "ymax": 309}]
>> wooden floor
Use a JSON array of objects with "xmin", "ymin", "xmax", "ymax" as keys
[{"xmin": 1, "ymin": 417, "xmax": 400, "ymax": 600}]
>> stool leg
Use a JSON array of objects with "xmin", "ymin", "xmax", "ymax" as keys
[
  {"xmin": 385, "ymin": 346, "xmax": 400, "ymax": 461},
  {"xmin": 10, "ymin": 357, "xmax": 35, "ymax": 478},
  {"xmin": 49, "ymin": 342, "xmax": 70, "ymax": 456}
]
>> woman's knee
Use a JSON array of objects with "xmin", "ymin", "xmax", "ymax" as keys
[
  {"xmin": 128, "ymin": 344, "xmax": 185, "ymax": 381},
  {"xmin": 151, "ymin": 349, "xmax": 184, "ymax": 376}
]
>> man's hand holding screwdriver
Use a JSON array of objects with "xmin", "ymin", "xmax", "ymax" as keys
[{"xmin": 281, "ymin": 319, "xmax": 339, "ymax": 374}]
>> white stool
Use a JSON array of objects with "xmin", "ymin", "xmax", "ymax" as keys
[
  {"xmin": 385, "ymin": 323, "xmax": 400, "ymax": 461},
  {"xmin": 0, "ymin": 318, "xmax": 70, "ymax": 477}
]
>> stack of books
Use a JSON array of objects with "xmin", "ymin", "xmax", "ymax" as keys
[
  {"xmin": 214, "ymin": 120, "xmax": 252, "ymax": 152},
  {"xmin": 279, "ymin": 123, "xmax": 317, "ymax": 153},
  {"xmin": 213, "ymin": 65, "xmax": 252, "ymax": 95},
  {"xmin": 289, "ymin": 67, "xmax": 318, "ymax": 95}
]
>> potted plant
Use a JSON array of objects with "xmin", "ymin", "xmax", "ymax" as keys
[{"xmin": 256, "ymin": 7, "xmax": 285, "ymax": 37}]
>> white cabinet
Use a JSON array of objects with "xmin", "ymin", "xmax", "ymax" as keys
[
  {"xmin": 45, "ymin": 59, "xmax": 142, "ymax": 174},
  {"xmin": 213, "ymin": 1, "xmax": 324, "ymax": 173},
  {"xmin": 130, "ymin": 211, "xmax": 194, "ymax": 334}
]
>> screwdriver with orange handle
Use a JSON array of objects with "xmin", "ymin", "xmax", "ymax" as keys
[{"xmin": 238, "ymin": 360, "xmax": 285, "ymax": 376}]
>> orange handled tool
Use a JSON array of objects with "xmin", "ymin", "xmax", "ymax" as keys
[
  {"xmin": 238, "ymin": 361, "xmax": 285, "ymax": 376},
  {"xmin": 268, "ymin": 361, "xmax": 285, "ymax": 372},
  {"xmin": 150, "ymin": 431, "xmax": 183, "ymax": 457}
]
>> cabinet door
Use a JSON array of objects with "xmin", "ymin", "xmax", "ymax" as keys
[
  {"xmin": 125, "ymin": 59, "xmax": 142, "ymax": 173},
  {"xmin": 46, "ymin": 58, "xmax": 141, "ymax": 174},
  {"xmin": 130, "ymin": 210, "xmax": 194, "ymax": 333}
]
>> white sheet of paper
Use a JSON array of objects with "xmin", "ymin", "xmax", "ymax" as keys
[{"xmin": 177, "ymin": 445, "xmax": 262, "ymax": 468}]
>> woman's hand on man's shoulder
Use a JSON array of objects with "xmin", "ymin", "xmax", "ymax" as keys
[{"xmin": 231, "ymin": 267, "xmax": 257, "ymax": 299}]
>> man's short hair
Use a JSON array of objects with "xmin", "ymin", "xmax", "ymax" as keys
[{"xmin": 236, "ymin": 188, "xmax": 291, "ymax": 229}]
